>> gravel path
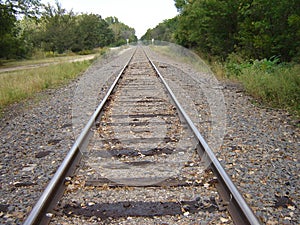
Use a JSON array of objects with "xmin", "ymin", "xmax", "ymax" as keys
[
  {"xmin": 0, "ymin": 82, "xmax": 76, "ymax": 224},
  {"xmin": 0, "ymin": 44, "xmax": 299, "ymax": 224},
  {"xmin": 221, "ymin": 84, "xmax": 299, "ymax": 225}
]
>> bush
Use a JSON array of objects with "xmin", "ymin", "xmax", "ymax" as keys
[
  {"xmin": 45, "ymin": 51, "xmax": 59, "ymax": 58},
  {"xmin": 225, "ymin": 57, "xmax": 300, "ymax": 116},
  {"xmin": 78, "ymin": 50, "xmax": 93, "ymax": 55},
  {"xmin": 225, "ymin": 53, "xmax": 251, "ymax": 77}
]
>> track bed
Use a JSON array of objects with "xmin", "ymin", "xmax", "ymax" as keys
[{"xmin": 49, "ymin": 48, "xmax": 232, "ymax": 224}]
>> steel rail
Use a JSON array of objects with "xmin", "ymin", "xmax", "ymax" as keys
[
  {"xmin": 24, "ymin": 47, "xmax": 137, "ymax": 225},
  {"xmin": 144, "ymin": 47, "xmax": 261, "ymax": 225}
]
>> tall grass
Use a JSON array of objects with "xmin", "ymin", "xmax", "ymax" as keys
[
  {"xmin": 0, "ymin": 61, "xmax": 91, "ymax": 111},
  {"xmin": 225, "ymin": 55, "xmax": 300, "ymax": 116}
]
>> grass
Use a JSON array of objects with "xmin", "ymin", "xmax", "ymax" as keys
[
  {"xmin": 0, "ymin": 54, "xmax": 96, "ymax": 69},
  {"xmin": 223, "ymin": 55, "xmax": 300, "ymax": 117},
  {"xmin": 0, "ymin": 47, "xmax": 106, "ymax": 68},
  {"xmin": 238, "ymin": 65, "xmax": 299, "ymax": 116},
  {"xmin": 0, "ymin": 60, "xmax": 91, "ymax": 112}
]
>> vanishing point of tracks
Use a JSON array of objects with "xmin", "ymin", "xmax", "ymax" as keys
[{"xmin": 24, "ymin": 46, "xmax": 260, "ymax": 224}]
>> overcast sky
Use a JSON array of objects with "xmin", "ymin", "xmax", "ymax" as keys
[{"xmin": 41, "ymin": 0, "xmax": 178, "ymax": 38}]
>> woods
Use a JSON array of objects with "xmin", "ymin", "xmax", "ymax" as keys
[
  {"xmin": 3, "ymin": 0, "xmax": 299, "ymax": 62},
  {"xmin": 0, "ymin": 0, "xmax": 137, "ymax": 60},
  {"xmin": 143, "ymin": 0, "xmax": 300, "ymax": 62}
]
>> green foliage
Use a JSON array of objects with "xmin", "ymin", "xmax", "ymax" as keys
[
  {"xmin": 174, "ymin": 0, "xmax": 188, "ymax": 12},
  {"xmin": 174, "ymin": 0, "xmax": 238, "ymax": 59},
  {"xmin": 0, "ymin": 1, "xmax": 41, "ymax": 59},
  {"xmin": 37, "ymin": 3, "xmax": 114, "ymax": 53},
  {"xmin": 225, "ymin": 58, "xmax": 300, "ymax": 115},
  {"xmin": 105, "ymin": 16, "xmax": 137, "ymax": 45},
  {"xmin": 0, "ymin": 3, "xmax": 16, "ymax": 36},
  {"xmin": 77, "ymin": 50, "xmax": 93, "ymax": 55},
  {"xmin": 0, "ymin": 1, "xmax": 135, "ymax": 59},
  {"xmin": 71, "ymin": 14, "xmax": 114, "ymax": 51},
  {"xmin": 141, "ymin": 17, "xmax": 178, "ymax": 43},
  {"xmin": 237, "ymin": 0, "xmax": 300, "ymax": 61},
  {"xmin": 225, "ymin": 53, "xmax": 251, "ymax": 77},
  {"xmin": 171, "ymin": 0, "xmax": 300, "ymax": 61},
  {"xmin": 226, "ymin": 54, "xmax": 282, "ymax": 76},
  {"xmin": 0, "ymin": 0, "xmax": 41, "ymax": 16},
  {"xmin": 0, "ymin": 3, "xmax": 20, "ymax": 58},
  {"xmin": 44, "ymin": 51, "xmax": 60, "ymax": 57},
  {"xmin": 39, "ymin": 2, "xmax": 77, "ymax": 53}
]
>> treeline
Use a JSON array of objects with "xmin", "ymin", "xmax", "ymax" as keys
[
  {"xmin": 142, "ymin": 0, "xmax": 300, "ymax": 62},
  {"xmin": 142, "ymin": 17, "xmax": 178, "ymax": 43},
  {"xmin": 0, "ymin": 0, "xmax": 137, "ymax": 59}
]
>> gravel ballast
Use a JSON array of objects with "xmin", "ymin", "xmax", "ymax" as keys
[
  {"xmin": 0, "ymin": 45, "xmax": 299, "ymax": 224},
  {"xmin": 0, "ymin": 47, "xmax": 134, "ymax": 224}
]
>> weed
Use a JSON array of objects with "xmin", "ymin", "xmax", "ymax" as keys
[
  {"xmin": 225, "ymin": 57, "xmax": 300, "ymax": 117},
  {"xmin": 0, "ymin": 61, "xmax": 91, "ymax": 110}
]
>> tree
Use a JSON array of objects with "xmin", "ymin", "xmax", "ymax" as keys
[
  {"xmin": 35, "ymin": 3, "xmax": 116, "ymax": 53},
  {"xmin": 106, "ymin": 16, "xmax": 137, "ymax": 45},
  {"xmin": 38, "ymin": 2, "xmax": 76, "ymax": 53},
  {"xmin": 0, "ymin": 0, "xmax": 41, "ymax": 58},
  {"xmin": 141, "ymin": 17, "xmax": 178, "ymax": 43},
  {"xmin": 174, "ymin": 0, "xmax": 239, "ymax": 58},
  {"xmin": 0, "ymin": 1, "xmax": 139, "ymax": 59},
  {"xmin": 237, "ymin": 0, "xmax": 300, "ymax": 61},
  {"xmin": 0, "ymin": 0, "xmax": 40, "ymax": 16},
  {"xmin": 173, "ymin": 0, "xmax": 300, "ymax": 61},
  {"xmin": 174, "ymin": 0, "xmax": 188, "ymax": 12},
  {"xmin": 72, "ymin": 14, "xmax": 114, "ymax": 52}
]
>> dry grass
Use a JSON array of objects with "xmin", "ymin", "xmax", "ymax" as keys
[{"xmin": 0, "ymin": 61, "xmax": 91, "ymax": 111}]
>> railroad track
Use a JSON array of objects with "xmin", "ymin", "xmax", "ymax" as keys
[{"xmin": 24, "ymin": 46, "xmax": 260, "ymax": 224}]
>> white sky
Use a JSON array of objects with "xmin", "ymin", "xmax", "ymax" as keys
[{"xmin": 41, "ymin": 0, "xmax": 178, "ymax": 38}]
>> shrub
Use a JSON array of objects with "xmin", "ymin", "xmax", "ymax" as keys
[{"xmin": 225, "ymin": 57, "xmax": 300, "ymax": 116}]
